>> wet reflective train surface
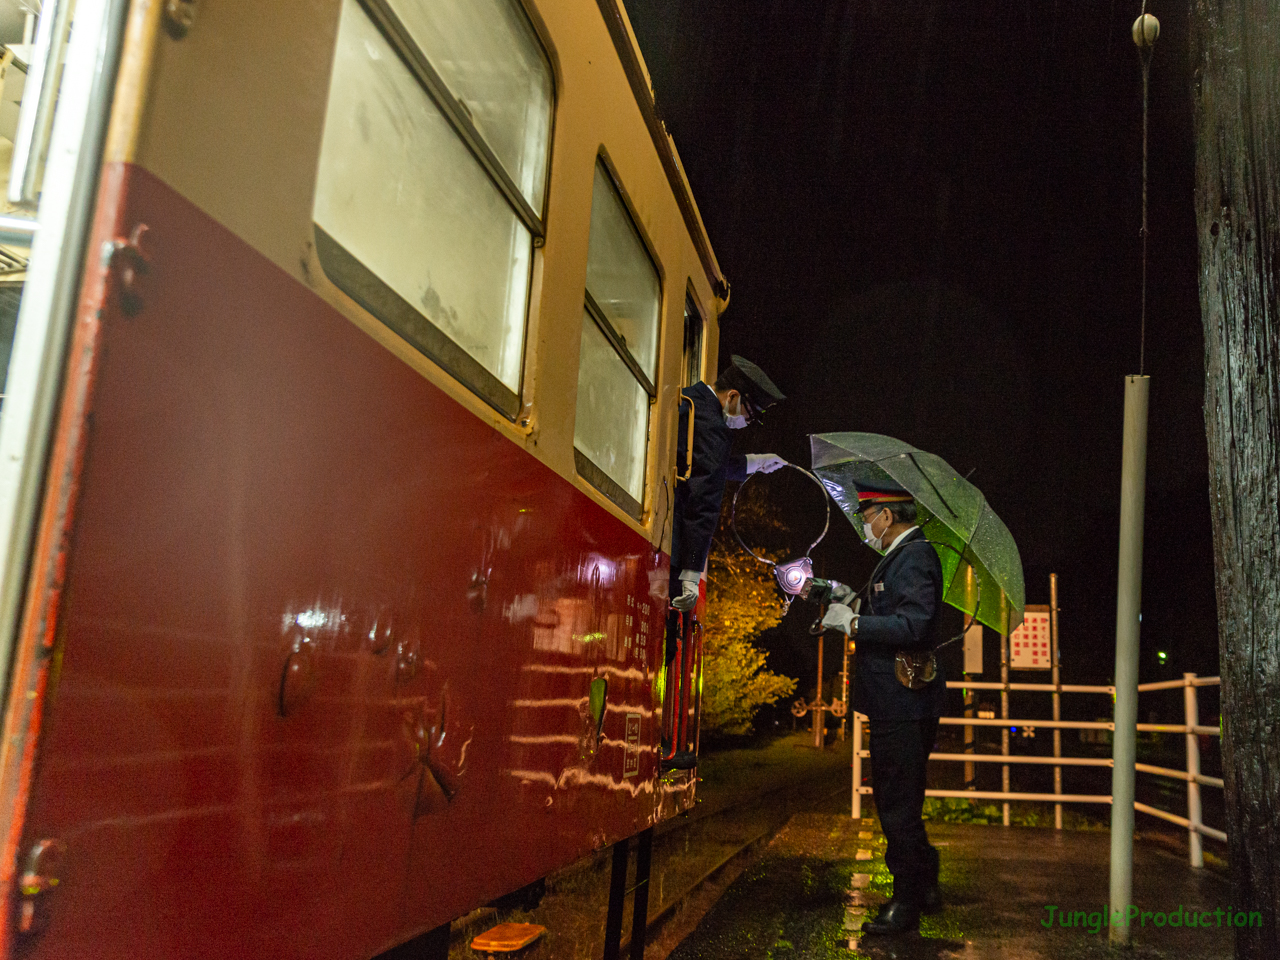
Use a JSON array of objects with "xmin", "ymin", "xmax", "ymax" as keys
[{"xmin": 0, "ymin": 1, "xmax": 723, "ymax": 957}]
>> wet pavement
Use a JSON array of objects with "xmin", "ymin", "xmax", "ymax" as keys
[{"xmin": 668, "ymin": 813, "xmax": 1235, "ymax": 960}]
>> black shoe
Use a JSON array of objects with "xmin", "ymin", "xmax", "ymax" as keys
[
  {"xmin": 660, "ymin": 750, "xmax": 698, "ymax": 771},
  {"xmin": 861, "ymin": 900, "xmax": 920, "ymax": 935},
  {"xmin": 920, "ymin": 885, "xmax": 943, "ymax": 915}
]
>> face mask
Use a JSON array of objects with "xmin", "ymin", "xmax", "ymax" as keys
[
  {"xmin": 863, "ymin": 510, "xmax": 888, "ymax": 550},
  {"xmin": 724, "ymin": 394, "xmax": 748, "ymax": 430}
]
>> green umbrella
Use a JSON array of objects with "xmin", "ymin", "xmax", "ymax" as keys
[{"xmin": 810, "ymin": 432, "xmax": 1025, "ymax": 635}]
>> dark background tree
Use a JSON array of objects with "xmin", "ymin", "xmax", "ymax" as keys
[
  {"xmin": 624, "ymin": 1, "xmax": 1217, "ymax": 710},
  {"xmin": 1190, "ymin": 1, "xmax": 1280, "ymax": 952}
]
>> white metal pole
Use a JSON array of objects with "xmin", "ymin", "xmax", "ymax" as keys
[
  {"xmin": 1109, "ymin": 375, "xmax": 1149, "ymax": 946},
  {"xmin": 1001, "ymin": 630, "xmax": 1010, "ymax": 825},
  {"xmin": 1051, "ymin": 573, "xmax": 1062, "ymax": 830},
  {"xmin": 1184, "ymin": 673, "xmax": 1203, "ymax": 868},
  {"xmin": 851, "ymin": 712, "xmax": 864, "ymax": 819}
]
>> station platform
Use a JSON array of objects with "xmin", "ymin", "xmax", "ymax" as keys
[{"xmin": 667, "ymin": 813, "xmax": 1234, "ymax": 960}]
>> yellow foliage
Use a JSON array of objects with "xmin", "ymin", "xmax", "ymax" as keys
[{"xmin": 699, "ymin": 488, "xmax": 798, "ymax": 736}]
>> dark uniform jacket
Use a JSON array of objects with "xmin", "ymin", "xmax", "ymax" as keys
[
  {"xmin": 852, "ymin": 528, "xmax": 947, "ymax": 720},
  {"xmin": 670, "ymin": 382, "xmax": 747, "ymax": 591}
]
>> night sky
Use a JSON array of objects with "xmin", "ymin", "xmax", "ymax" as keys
[{"xmin": 625, "ymin": 1, "xmax": 1218, "ymax": 700}]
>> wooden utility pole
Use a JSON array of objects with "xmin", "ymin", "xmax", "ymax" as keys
[
  {"xmin": 1191, "ymin": 3, "xmax": 1280, "ymax": 954},
  {"xmin": 813, "ymin": 632, "xmax": 825, "ymax": 749}
]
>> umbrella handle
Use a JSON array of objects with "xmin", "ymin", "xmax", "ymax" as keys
[{"xmin": 730, "ymin": 462, "xmax": 831, "ymax": 566}]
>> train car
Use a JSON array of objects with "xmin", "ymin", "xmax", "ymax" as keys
[{"xmin": 0, "ymin": 0, "xmax": 728, "ymax": 956}]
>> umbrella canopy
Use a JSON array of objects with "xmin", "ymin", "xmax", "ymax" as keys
[{"xmin": 810, "ymin": 432, "xmax": 1025, "ymax": 635}]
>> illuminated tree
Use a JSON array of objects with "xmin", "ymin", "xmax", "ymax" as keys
[{"xmin": 699, "ymin": 485, "xmax": 797, "ymax": 737}]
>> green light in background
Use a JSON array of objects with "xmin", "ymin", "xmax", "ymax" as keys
[{"xmin": 1156, "ymin": 650, "xmax": 1168, "ymax": 665}]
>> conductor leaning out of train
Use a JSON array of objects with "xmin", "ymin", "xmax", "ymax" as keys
[{"xmin": 668, "ymin": 354, "xmax": 787, "ymax": 613}]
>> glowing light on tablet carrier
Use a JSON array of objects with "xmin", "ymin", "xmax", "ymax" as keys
[{"xmin": 774, "ymin": 557, "xmax": 814, "ymax": 596}]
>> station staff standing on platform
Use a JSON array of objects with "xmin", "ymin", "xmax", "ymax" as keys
[
  {"xmin": 821, "ymin": 481, "xmax": 946, "ymax": 935},
  {"xmin": 669, "ymin": 355, "xmax": 787, "ymax": 612}
]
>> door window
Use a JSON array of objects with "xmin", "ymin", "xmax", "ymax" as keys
[{"xmin": 681, "ymin": 294, "xmax": 704, "ymax": 388}]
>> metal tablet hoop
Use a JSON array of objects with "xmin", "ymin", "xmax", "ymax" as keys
[{"xmin": 729, "ymin": 462, "xmax": 831, "ymax": 611}]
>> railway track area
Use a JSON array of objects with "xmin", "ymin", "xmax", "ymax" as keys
[{"xmin": 445, "ymin": 733, "xmax": 854, "ymax": 960}]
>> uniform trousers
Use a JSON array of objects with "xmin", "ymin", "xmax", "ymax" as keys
[{"xmin": 868, "ymin": 716, "xmax": 940, "ymax": 905}]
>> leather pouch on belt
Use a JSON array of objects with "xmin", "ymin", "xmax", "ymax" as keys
[{"xmin": 894, "ymin": 650, "xmax": 937, "ymax": 690}]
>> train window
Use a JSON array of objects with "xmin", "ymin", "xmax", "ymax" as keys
[
  {"xmin": 574, "ymin": 161, "xmax": 661, "ymax": 517},
  {"xmin": 573, "ymin": 309, "xmax": 650, "ymax": 512},
  {"xmin": 0, "ymin": 283, "xmax": 20, "ymax": 409},
  {"xmin": 584, "ymin": 164, "xmax": 661, "ymax": 382},
  {"xmin": 312, "ymin": 0, "xmax": 553, "ymax": 419},
  {"xmin": 385, "ymin": 0, "xmax": 552, "ymax": 212},
  {"xmin": 0, "ymin": 8, "xmax": 48, "ymax": 388}
]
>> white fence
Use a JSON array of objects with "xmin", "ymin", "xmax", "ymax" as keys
[{"xmin": 850, "ymin": 672, "xmax": 1223, "ymax": 867}]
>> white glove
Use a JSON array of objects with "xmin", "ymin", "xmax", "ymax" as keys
[
  {"xmin": 746, "ymin": 453, "xmax": 788, "ymax": 475},
  {"xmin": 671, "ymin": 570, "xmax": 701, "ymax": 611},
  {"xmin": 820, "ymin": 603, "xmax": 858, "ymax": 636}
]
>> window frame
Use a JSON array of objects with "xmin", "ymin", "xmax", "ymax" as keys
[
  {"xmin": 312, "ymin": 0, "xmax": 555, "ymax": 420},
  {"xmin": 573, "ymin": 156, "xmax": 664, "ymax": 520},
  {"xmin": 574, "ymin": 449, "xmax": 642, "ymax": 520},
  {"xmin": 357, "ymin": 0, "xmax": 549, "ymax": 238},
  {"xmin": 584, "ymin": 288, "xmax": 656, "ymax": 398}
]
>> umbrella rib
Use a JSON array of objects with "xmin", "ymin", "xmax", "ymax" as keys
[
  {"xmin": 906, "ymin": 451, "xmax": 958, "ymax": 518},
  {"xmin": 863, "ymin": 451, "xmax": 959, "ymax": 519}
]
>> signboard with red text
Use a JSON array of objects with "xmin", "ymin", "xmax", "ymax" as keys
[{"xmin": 1010, "ymin": 605, "xmax": 1053, "ymax": 669}]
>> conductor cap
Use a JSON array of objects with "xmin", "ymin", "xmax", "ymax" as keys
[
  {"xmin": 853, "ymin": 479, "xmax": 914, "ymax": 511},
  {"xmin": 716, "ymin": 355, "xmax": 785, "ymax": 414}
]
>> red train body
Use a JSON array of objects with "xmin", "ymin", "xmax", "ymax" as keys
[{"xmin": 0, "ymin": 1, "xmax": 727, "ymax": 956}]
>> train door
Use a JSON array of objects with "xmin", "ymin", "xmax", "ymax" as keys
[
  {"xmin": 0, "ymin": 0, "xmax": 128, "ymax": 947},
  {"xmin": 682, "ymin": 295, "xmax": 707, "ymax": 758},
  {"xmin": 660, "ymin": 293, "xmax": 707, "ymax": 768}
]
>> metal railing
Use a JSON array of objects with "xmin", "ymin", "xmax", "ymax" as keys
[{"xmin": 850, "ymin": 672, "xmax": 1224, "ymax": 867}]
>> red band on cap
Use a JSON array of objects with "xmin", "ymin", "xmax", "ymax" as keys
[{"xmin": 856, "ymin": 491, "xmax": 913, "ymax": 505}]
